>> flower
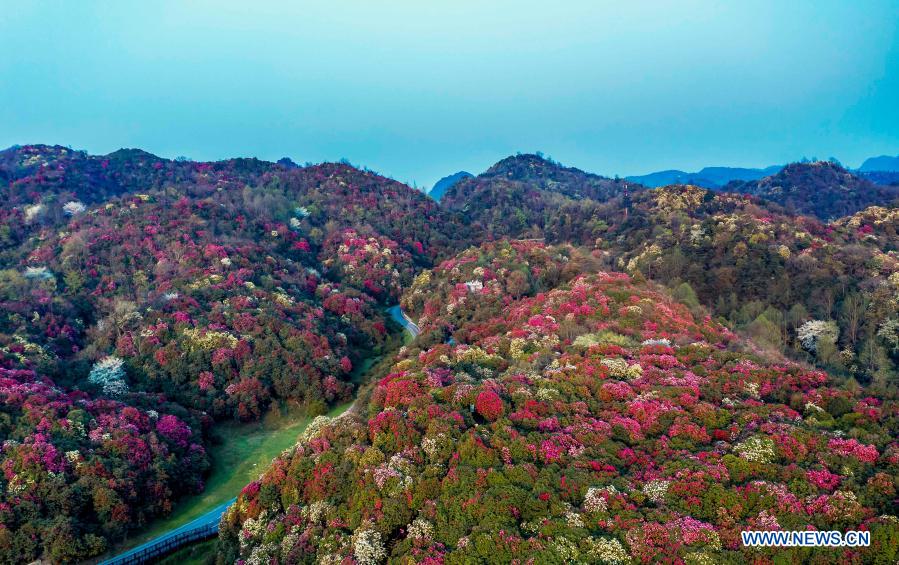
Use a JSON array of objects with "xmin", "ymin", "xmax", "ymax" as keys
[
  {"xmin": 63, "ymin": 201, "xmax": 87, "ymax": 215},
  {"xmin": 583, "ymin": 487, "xmax": 609, "ymax": 513},
  {"xmin": 464, "ymin": 280, "xmax": 483, "ymax": 292},
  {"xmin": 601, "ymin": 357, "xmax": 643, "ymax": 379},
  {"xmin": 88, "ymin": 356, "xmax": 128, "ymax": 397},
  {"xmin": 406, "ymin": 518, "xmax": 433, "ymax": 541},
  {"xmin": 643, "ymin": 479, "xmax": 669, "ymax": 504},
  {"xmin": 23, "ymin": 266, "xmax": 54, "ymax": 280},
  {"xmin": 734, "ymin": 436, "xmax": 776, "ymax": 463},
  {"xmin": 475, "ymin": 389, "xmax": 503, "ymax": 421},
  {"xmin": 585, "ymin": 537, "xmax": 629, "ymax": 563},
  {"xmin": 353, "ymin": 528, "xmax": 386, "ymax": 565},
  {"xmin": 23, "ymin": 203, "xmax": 45, "ymax": 222},
  {"xmin": 797, "ymin": 320, "xmax": 839, "ymax": 353}
]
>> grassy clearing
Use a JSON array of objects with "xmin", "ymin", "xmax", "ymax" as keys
[
  {"xmin": 120, "ymin": 399, "xmax": 351, "ymax": 548},
  {"xmin": 105, "ymin": 312, "xmax": 406, "ymax": 559}
]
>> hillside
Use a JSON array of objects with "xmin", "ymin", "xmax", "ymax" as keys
[
  {"xmin": 435, "ymin": 159, "xmax": 899, "ymax": 387},
  {"xmin": 0, "ymin": 149, "xmax": 474, "ymax": 561},
  {"xmin": 588, "ymin": 186, "xmax": 899, "ymax": 387},
  {"xmin": 2, "ymin": 146, "xmax": 899, "ymax": 563},
  {"xmin": 725, "ymin": 161, "xmax": 899, "ymax": 219},
  {"xmin": 0, "ymin": 144, "xmax": 274, "ymax": 212},
  {"xmin": 441, "ymin": 154, "xmax": 638, "ymax": 240},
  {"xmin": 219, "ymin": 242, "xmax": 899, "ymax": 563}
]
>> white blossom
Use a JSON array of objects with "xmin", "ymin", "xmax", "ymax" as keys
[
  {"xmin": 24, "ymin": 266, "xmax": 53, "ymax": 280},
  {"xmin": 88, "ymin": 356, "xmax": 128, "ymax": 398},
  {"xmin": 643, "ymin": 479, "xmax": 670, "ymax": 504},
  {"xmin": 583, "ymin": 487, "xmax": 609, "ymax": 513},
  {"xmin": 797, "ymin": 320, "xmax": 839, "ymax": 353},
  {"xmin": 734, "ymin": 436, "xmax": 776, "ymax": 463},
  {"xmin": 63, "ymin": 201, "xmax": 87, "ymax": 215},
  {"xmin": 406, "ymin": 518, "xmax": 434, "ymax": 541},
  {"xmin": 24, "ymin": 203, "xmax": 45, "ymax": 222},
  {"xmin": 585, "ymin": 537, "xmax": 630, "ymax": 563},
  {"xmin": 464, "ymin": 280, "xmax": 483, "ymax": 292},
  {"xmin": 353, "ymin": 528, "xmax": 386, "ymax": 565}
]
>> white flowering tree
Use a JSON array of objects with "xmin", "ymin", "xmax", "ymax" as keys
[
  {"xmin": 796, "ymin": 320, "xmax": 839, "ymax": 354},
  {"xmin": 62, "ymin": 201, "xmax": 87, "ymax": 215},
  {"xmin": 353, "ymin": 528, "xmax": 386, "ymax": 565},
  {"xmin": 88, "ymin": 356, "xmax": 128, "ymax": 397}
]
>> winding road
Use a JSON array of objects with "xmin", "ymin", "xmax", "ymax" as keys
[
  {"xmin": 100, "ymin": 306, "xmax": 420, "ymax": 564},
  {"xmin": 388, "ymin": 304, "xmax": 420, "ymax": 337}
]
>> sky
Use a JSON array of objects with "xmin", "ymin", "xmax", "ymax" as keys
[{"xmin": 1, "ymin": 1, "xmax": 897, "ymax": 189}]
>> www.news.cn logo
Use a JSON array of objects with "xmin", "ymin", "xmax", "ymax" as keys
[{"xmin": 742, "ymin": 530, "xmax": 871, "ymax": 547}]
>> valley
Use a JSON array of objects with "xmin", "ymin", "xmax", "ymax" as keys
[{"xmin": 0, "ymin": 145, "xmax": 897, "ymax": 563}]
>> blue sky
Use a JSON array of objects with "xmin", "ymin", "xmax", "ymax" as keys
[{"xmin": 1, "ymin": 1, "xmax": 897, "ymax": 188}]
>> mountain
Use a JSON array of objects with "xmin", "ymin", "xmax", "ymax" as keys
[
  {"xmin": 221, "ymin": 241, "xmax": 899, "ymax": 563},
  {"xmin": 3, "ymin": 145, "xmax": 899, "ymax": 563},
  {"xmin": 725, "ymin": 161, "xmax": 899, "ymax": 219},
  {"xmin": 627, "ymin": 165, "xmax": 781, "ymax": 188},
  {"xmin": 441, "ymin": 153, "xmax": 638, "ymax": 240},
  {"xmin": 628, "ymin": 154, "xmax": 899, "ymax": 188},
  {"xmin": 428, "ymin": 171, "xmax": 472, "ymax": 201},
  {"xmin": 859, "ymin": 154, "xmax": 899, "ymax": 172},
  {"xmin": 0, "ymin": 146, "xmax": 476, "ymax": 561},
  {"xmin": 425, "ymin": 159, "xmax": 899, "ymax": 387}
]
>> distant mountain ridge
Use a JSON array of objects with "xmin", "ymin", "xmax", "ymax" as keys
[
  {"xmin": 628, "ymin": 153, "xmax": 899, "ymax": 187},
  {"xmin": 859, "ymin": 154, "xmax": 899, "ymax": 172},
  {"xmin": 627, "ymin": 164, "xmax": 782, "ymax": 188},
  {"xmin": 428, "ymin": 170, "xmax": 472, "ymax": 200}
]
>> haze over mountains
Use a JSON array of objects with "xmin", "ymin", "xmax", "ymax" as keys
[
  {"xmin": 427, "ymin": 171, "xmax": 473, "ymax": 201},
  {"xmin": 624, "ymin": 154, "xmax": 899, "ymax": 190},
  {"xmin": 426, "ymin": 152, "xmax": 899, "ymax": 197},
  {"xmin": 625, "ymin": 164, "xmax": 783, "ymax": 189},
  {"xmin": 2, "ymin": 143, "xmax": 899, "ymax": 563},
  {"xmin": 859, "ymin": 154, "xmax": 899, "ymax": 172}
]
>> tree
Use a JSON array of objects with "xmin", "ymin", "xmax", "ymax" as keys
[
  {"xmin": 672, "ymin": 282, "xmax": 699, "ymax": 310},
  {"xmin": 839, "ymin": 292, "xmax": 866, "ymax": 346}
]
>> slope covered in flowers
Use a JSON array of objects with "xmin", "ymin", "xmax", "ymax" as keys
[
  {"xmin": 0, "ymin": 145, "xmax": 277, "ymax": 254},
  {"xmin": 0, "ymin": 367, "xmax": 207, "ymax": 562},
  {"xmin": 1, "ymin": 148, "xmax": 472, "ymax": 421},
  {"xmin": 598, "ymin": 186, "xmax": 899, "ymax": 387},
  {"xmin": 400, "ymin": 240, "xmax": 596, "ymax": 346},
  {"xmin": 0, "ymin": 147, "xmax": 474, "ymax": 561},
  {"xmin": 444, "ymin": 156, "xmax": 899, "ymax": 386},
  {"xmin": 218, "ymin": 243, "xmax": 899, "ymax": 563},
  {"xmin": 5, "ymin": 191, "xmax": 388, "ymax": 422}
]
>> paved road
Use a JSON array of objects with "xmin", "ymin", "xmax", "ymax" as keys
[
  {"xmin": 99, "ymin": 497, "xmax": 236, "ymax": 564},
  {"xmin": 101, "ymin": 307, "xmax": 420, "ymax": 564},
  {"xmin": 388, "ymin": 304, "xmax": 420, "ymax": 336}
]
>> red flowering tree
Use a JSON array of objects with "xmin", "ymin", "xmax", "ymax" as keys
[{"xmin": 475, "ymin": 389, "xmax": 504, "ymax": 421}]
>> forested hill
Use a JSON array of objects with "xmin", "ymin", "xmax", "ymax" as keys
[
  {"xmin": 0, "ymin": 144, "xmax": 473, "ymax": 561},
  {"xmin": 221, "ymin": 241, "xmax": 899, "ymax": 563},
  {"xmin": 440, "ymin": 153, "xmax": 639, "ymax": 240},
  {"xmin": 2, "ymin": 144, "xmax": 899, "ymax": 562},
  {"xmin": 724, "ymin": 160, "xmax": 899, "ymax": 220}
]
